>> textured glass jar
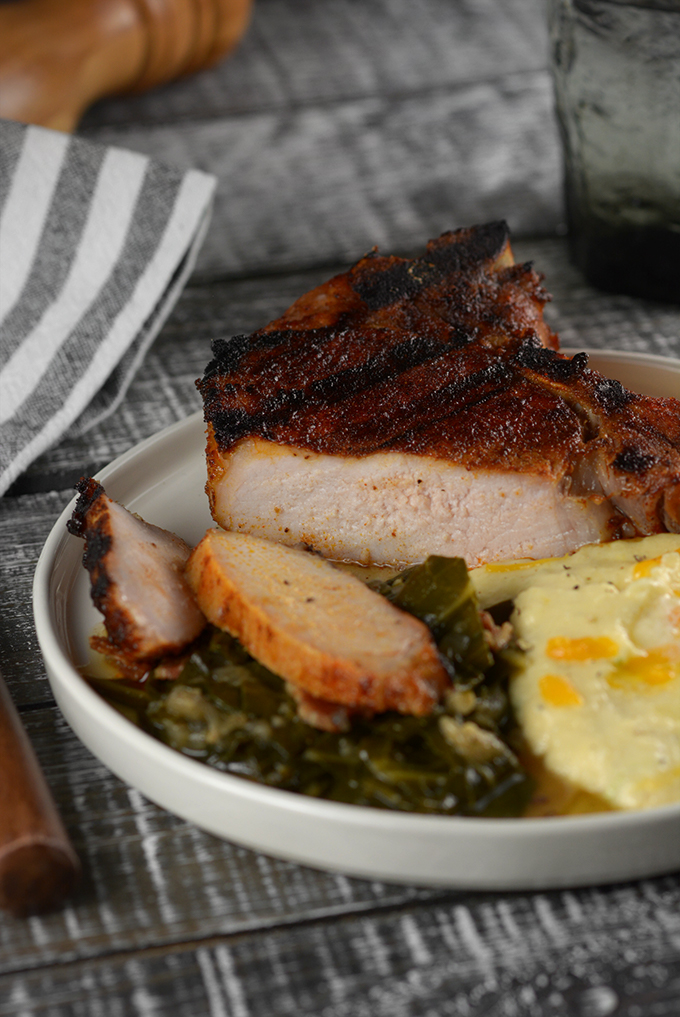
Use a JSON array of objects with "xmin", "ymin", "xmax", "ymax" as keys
[{"xmin": 548, "ymin": 0, "xmax": 680, "ymax": 303}]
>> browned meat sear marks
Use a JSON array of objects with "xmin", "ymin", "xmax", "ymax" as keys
[{"xmin": 198, "ymin": 221, "xmax": 680, "ymax": 540}]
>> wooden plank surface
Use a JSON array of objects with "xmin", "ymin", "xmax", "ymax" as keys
[
  {"xmin": 1, "ymin": 235, "xmax": 680, "ymax": 1014},
  {"xmin": 2, "ymin": 703, "xmax": 680, "ymax": 1012},
  {"xmin": 78, "ymin": 0, "xmax": 563, "ymax": 277},
  {"xmin": 83, "ymin": 77, "xmax": 561, "ymax": 279},
  {"xmin": 0, "ymin": 708, "xmax": 449, "ymax": 974},
  {"xmin": 81, "ymin": 0, "xmax": 552, "ymax": 126},
  {"xmin": 2, "ymin": 854, "xmax": 680, "ymax": 1015},
  {"xmin": 3, "ymin": 0, "xmax": 680, "ymax": 1002}
]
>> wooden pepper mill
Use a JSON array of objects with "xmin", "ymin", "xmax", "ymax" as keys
[{"xmin": 0, "ymin": 0, "xmax": 252, "ymax": 131}]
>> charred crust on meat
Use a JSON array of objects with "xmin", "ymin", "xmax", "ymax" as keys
[
  {"xmin": 350, "ymin": 259, "xmax": 432, "ymax": 309},
  {"xmin": 67, "ymin": 479, "xmax": 115, "ymax": 615},
  {"xmin": 592, "ymin": 377, "xmax": 636, "ymax": 412},
  {"xmin": 209, "ymin": 408, "xmax": 255, "ymax": 447},
  {"xmin": 69, "ymin": 476, "xmax": 208, "ymax": 668},
  {"xmin": 513, "ymin": 340, "xmax": 589, "ymax": 381},
  {"xmin": 200, "ymin": 334, "xmax": 252, "ymax": 380},
  {"xmin": 199, "ymin": 223, "xmax": 564, "ymax": 457},
  {"xmin": 82, "ymin": 530, "xmax": 112, "ymax": 599},
  {"xmin": 613, "ymin": 447, "xmax": 657, "ymax": 475},
  {"xmin": 303, "ymin": 333, "xmax": 444, "ymax": 401},
  {"xmin": 425, "ymin": 221, "xmax": 510, "ymax": 272},
  {"xmin": 97, "ymin": 604, "xmax": 136, "ymax": 651},
  {"xmin": 204, "ymin": 327, "xmax": 479, "ymax": 451},
  {"xmin": 349, "ymin": 222, "xmax": 511, "ymax": 309},
  {"xmin": 66, "ymin": 476, "xmax": 105, "ymax": 537},
  {"xmin": 200, "ymin": 329, "xmax": 298, "ymax": 386}
]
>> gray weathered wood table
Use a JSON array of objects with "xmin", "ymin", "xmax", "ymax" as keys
[{"xmin": 2, "ymin": 1, "xmax": 680, "ymax": 1013}]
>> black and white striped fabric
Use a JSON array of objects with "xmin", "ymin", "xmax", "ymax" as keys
[{"xmin": 0, "ymin": 118, "xmax": 216, "ymax": 496}]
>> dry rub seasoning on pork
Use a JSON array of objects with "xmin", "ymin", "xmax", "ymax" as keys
[{"xmin": 198, "ymin": 221, "xmax": 680, "ymax": 567}]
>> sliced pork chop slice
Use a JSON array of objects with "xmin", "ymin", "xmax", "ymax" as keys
[
  {"xmin": 67, "ymin": 478, "xmax": 206, "ymax": 662},
  {"xmin": 185, "ymin": 529, "xmax": 449, "ymax": 715}
]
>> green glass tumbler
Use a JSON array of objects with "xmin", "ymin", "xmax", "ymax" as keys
[{"xmin": 549, "ymin": 0, "xmax": 680, "ymax": 303}]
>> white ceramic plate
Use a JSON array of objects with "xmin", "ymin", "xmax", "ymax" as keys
[{"xmin": 34, "ymin": 349, "xmax": 680, "ymax": 890}]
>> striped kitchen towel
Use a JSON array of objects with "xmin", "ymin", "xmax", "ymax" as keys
[{"xmin": 0, "ymin": 118, "xmax": 216, "ymax": 496}]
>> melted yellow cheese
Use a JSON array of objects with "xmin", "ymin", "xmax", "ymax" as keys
[{"xmin": 472, "ymin": 535, "xmax": 680, "ymax": 812}]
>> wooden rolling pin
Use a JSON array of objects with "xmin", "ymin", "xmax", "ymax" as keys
[
  {"xmin": 0, "ymin": 0, "xmax": 252, "ymax": 132},
  {"xmin": 0, "ymin": 670, "xmax": 80, "ymax": 916}
]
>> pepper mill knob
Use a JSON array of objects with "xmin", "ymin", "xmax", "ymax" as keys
[{"xmin": 0, "ymin": 0, "xmax": 252, "ymax": 132}]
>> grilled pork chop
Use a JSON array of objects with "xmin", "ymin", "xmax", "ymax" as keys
[{"xmin": 199, "ymin": 221, "xmax": 680, "ymax": 567}]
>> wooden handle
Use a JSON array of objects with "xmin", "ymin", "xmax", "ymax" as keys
[
  {"xmin": 0, "ymin": 0, "xmax": 252, "ymax": 132},
  {"xmin": 0, "ymin": 672, "xmax": 79, "ymax": 917}
]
